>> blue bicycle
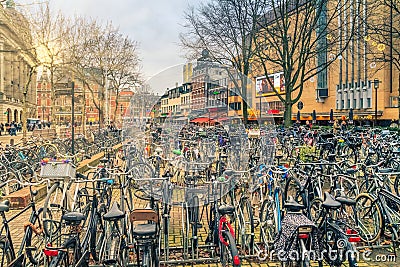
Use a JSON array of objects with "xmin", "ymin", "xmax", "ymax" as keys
[{"xmin": 259, "ymin": 165, "xmax": 289, "ymax": 251}]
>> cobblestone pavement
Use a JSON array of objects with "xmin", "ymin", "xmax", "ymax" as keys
[{"xmin": 2, "ymin": 176, "xmax": 398, "ymax": 266}]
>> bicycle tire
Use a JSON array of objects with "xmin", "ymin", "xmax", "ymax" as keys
[
  {"xmin": 38, "ymin": 144, "xmax": 58, "ymax": 159},
  {"xmin": 355, "ymin": 193, "xmax": 382, "ymax": 243},
  {"xmin": 25, "ymin": 207, "xmax": 48, "ymax": 266},
  {"xmin": 0, "ymin": 169, "xmax": 20, "ymax": 195},
  {"xmin": 259, "ymin": 199, "xmax": 277, "ymax": 246},
  {"xmin": 49, "ymin": 237, "xmax": 84, "ymax": 267},
  {"xmin": 100, "ymin": 224, "xmax": 123, "ymax": 265},
  {"xmin": 191, "ymin": 195, "xmax": 200, "ymax": 252},
  {"xmin": 91, "ymin": 202, "xmax": 107, "ymax": 262},
  {"xmin": 283, "ymin": 176, "xmax": 306, "ymax": 206},
  {"xmin": 9, "ymin": 161, "xmax": 36, "ymax": 183},
  {"xmin": 309, "ymin": 197, "xmax": 323, "ymax": 224},
  {"xmin": 43, "ymin": 183, "xmax": 69, "ymax": 240},
  {"xmin": 220, "ymin": 230, "xmax": 240, "ymax": 267},
  {"xmin": 0, "ymin": 241, "xmax": 12, "ymax": 266},
  {"xmin": 393, "ymin": 174, "xmax": 400, "ymax": 197},
  {"xmin": 238, "ymin": 198, "xmax": 254, "ymax": 252}
]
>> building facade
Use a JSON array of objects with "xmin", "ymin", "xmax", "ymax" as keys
[{"xmin": 0, "ymin": 3, "xmax": 37, "ymax": 124}]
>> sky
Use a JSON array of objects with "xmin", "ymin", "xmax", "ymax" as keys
[{"xmin": 18, "ymin": 0, "xmax": 198, "ymax": 82}]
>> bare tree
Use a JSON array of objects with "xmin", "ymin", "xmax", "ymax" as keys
[
  {"xmin": 66, "ymin": 18, "xmax": 141, "ymax": 128},
  {"xmin": 28, "ymin": 3, "xmax": 70, "ymax": 126},
  {"xmin": 181, "ymin": 0, "xmax": 265, "ymax": 124},
  {"xmin": 253, "ymin": 0, "xmax": 361, "ymax": 126},
  {"xmin": 363, "ymin": 0, "xmax": 399, "ymax": 71},
  {"xmin": 106, "ymin": 34, "xmax": 141, "ymax": 122}
]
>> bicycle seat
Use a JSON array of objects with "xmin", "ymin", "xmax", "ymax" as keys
[
  {"xmin": 346, "ymin": 168, "xmax": 357, "ymax": 175},
  {"xmin": 99, "ymin": 158, "xmax": 109, "ymax": 164},
  {"xmin": 103, "ymin": 202, "xmax": 125, "ymax": 221},
  {"xmin": 378, "ymin": 168, "xmax": 393, "ymax": 173},
  {"xmin": 335, "ymin": 194, "xmax": 356, "ymax": 206},
  {"xmin": 0, "ymin": 200, "xmax": 10, "ymax": 212},
  {"xmin": 62, "ymin": 212, "xmax": 85, "ymax": 224},
  {"xmin": 132, "ymin": 224, "xmax": 157, "ymax": 237},
  {"xmin": 322, "ymin": 192, "xmax": 341, "ymax": 210},
  {"xmin": 284, "ymin": 196, "xmax": 305, "ymax": 211},
  {"xmin": 218, "ymin": 205, "xmax": 235, "ymax": 215}
]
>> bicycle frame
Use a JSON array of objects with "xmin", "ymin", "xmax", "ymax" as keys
[{"xmin": 0, "ymin": 196, "xmax": 43, "ymax": 266}]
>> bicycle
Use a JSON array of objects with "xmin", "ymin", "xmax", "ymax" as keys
[
  {"xmin": 0, "ymin": 179, "xmax": 49, "ymax": 267},
  {"xmin": 44, "ymin": 174, "xmax": 115, "ymax": 266},
  {"xmin": 205, "ymin": 175, "xmax": 241, "ymax": 267}
]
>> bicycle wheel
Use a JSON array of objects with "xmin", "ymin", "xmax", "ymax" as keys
[
  {"xmin": 309, "ymin": 198, "xmax": 323, "ymax": 224},
  {"xmin": 283, "ymin": 176, "xmax": 306, "ymax": 206},
  {"xmin": 91, "ymin": 203, "xmax": 107, "ymax": 262},
  {"xmin": 220, "ymin": 230, "xmax": 241, "ymax": 267},
  {"xmin": 43, "ymin": 183, "xmax": 69, "ymax": 240},
  {"xmin": 190, "ymin": 195, "xmax": 200, "ymax": 253},
  {"xmin": 129, "ymin": 162, "xmax": 155, "ymax": 180},
  {"xmin": 101, "ymin": 224, "xmax": 122, "ymax": 265},
  {"xmin": 10, "ymin": 161, "xmax": 35, "ymax": 182},
  {"xmin": 25, "ymin": 207, "xmax": 49, "ymax": 267},
  {"xmin": 238, "ymin": 198, "xmax": 254, "ymax": 253},
  {"xmin": 393, "ymin": 174, "xmax": 400, "ymax": 197},
  {"xmin": 0, "ymin": 169, "xmax": 20, "ymax": 195},
  {"xmin": 38, "ymin": 144, "xmax": 58, "ymax": 159},
  {"xmin": 355, "ymin": 193, "xmax": 382, "ymax": 243},
  {"xmin": 49, "ymin": 237, "xmax": 83, "ymax": 267},
  {"xmin": 0, "ymin": 242, "xmax": 12, "ymax": 266},
  {"xmin": 259, "ymin": 199, "xmax": 277, "ymax": 246}
]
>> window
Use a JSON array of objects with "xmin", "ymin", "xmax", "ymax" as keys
[
  {"xmin": 367, "ymin": 98, "xmax": 371, "ymax": 108},
  {"xmin": 353, "ymin": 99, "xmax": 357, "ymax": 108},
  {"xmin": 229, "ymin": 102, "xmax": 241, "ymax": 110},
  {"xmin": 390, "ymin": 96, "xmax": 399, "ymax": 108},
  {"xmin": 341, "ymin": 100, "xmax": 344, "ymax": 109}
]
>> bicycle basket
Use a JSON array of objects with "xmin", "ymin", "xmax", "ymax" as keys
[{"xmin": 40, "ymin": 162, "xmax": 76, "ymax": 178}]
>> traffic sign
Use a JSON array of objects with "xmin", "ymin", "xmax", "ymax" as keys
[{"xmin": 297, "ymin": 101, "xmax": 304, "ymax": 110}]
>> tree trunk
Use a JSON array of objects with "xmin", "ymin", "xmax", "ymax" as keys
[
  {"xmin": 284, "ymin": 102, "xmax": 292, "ymax": 127},
  {"xmin": 284, "ymin": 87, "xmax": 293, "ymax": 127}
]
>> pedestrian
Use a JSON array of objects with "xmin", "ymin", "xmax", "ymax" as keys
[
  {"xmin": 10, "ymin": 123, "xmax": 16, "ymax": 136},
  {"xmin": 341, "ymin": 120, "xmax": 347, "ymax": 131},
  {"xmin": 333, "ymin": 120, "xmax": 340, "ymax": 133}
]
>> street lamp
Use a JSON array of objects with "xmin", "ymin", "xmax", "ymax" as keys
[
  {"xmin": 373, "ymin": 79, "xmax": 380, "ymax": 127},
  {"xmin": 68, "ymin": 80, "xmax": 75, "ymax": 155}
]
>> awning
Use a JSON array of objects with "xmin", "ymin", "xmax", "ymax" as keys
[{"xmin": 190, "ymin": 117, "xmax": 215, "ymax": 123}]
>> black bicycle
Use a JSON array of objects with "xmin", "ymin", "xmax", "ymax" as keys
[{"xmin": 0, "ymin": 179, "xmax": 48, "ymax": 267}]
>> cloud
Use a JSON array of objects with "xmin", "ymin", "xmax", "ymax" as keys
[{"xmin": 41, "ymin": 0, "xmax": 198, "ymax": 79}]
